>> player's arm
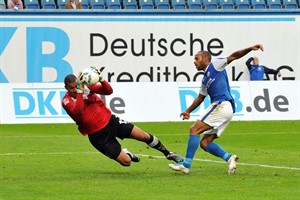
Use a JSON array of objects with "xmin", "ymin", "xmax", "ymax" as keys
[
  {"xmin": 62, "ymin": 94, "xmax": 84, "ymax": 116},
  {"xmin": 245, "ymin": 57, "xmax": 253, "ymax": 71},
  {"xmin": 263, "ymin": 66, "xmax": 278, "ymax": 75},
  {"xmin": 89, "ymin": 81, "xmax": 113, "ymax": 95},
  {"xmin": 180, "ymin": 94, "xmax": 206, "ymax": 120},
  {"xmin": 227, "ymin": 44, "xmax": 264, "ymax": 65},
  {"xmin": 89, "ymin": 67, "xmax": 113, "ymax": 95}
]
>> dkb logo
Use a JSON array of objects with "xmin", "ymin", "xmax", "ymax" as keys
[
  {"xmin": 178, "ymin": 86, "xmax": 243, "ymax": 117},
  {"xmin": 13, "ymin": 88, "xmax": 68, "ymax": 118}
]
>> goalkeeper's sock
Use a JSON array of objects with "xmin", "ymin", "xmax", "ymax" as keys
[
  {"xmin": 146, "ymin": 134, "xmax": 170, "ymax": 156},
  {"xmin": 183, "ymin": 134, "xmax": 200, "ymax": 169},
  {"xmin": 205, "ymin": 142, "xmax": 231, "ymax": 161}
]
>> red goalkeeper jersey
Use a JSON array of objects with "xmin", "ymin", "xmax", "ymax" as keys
[{"xmin": 62, "ymin": 81, "xmax": 113, "ymax": 136}]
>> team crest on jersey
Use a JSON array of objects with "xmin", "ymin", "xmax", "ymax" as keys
[
  {"xmin": 62, "ymin": 98, "xmax": 69, "ymax": 105},
  {"xmin": 207, "ymin": 71, "xmax": 210, "ymax": 77}
]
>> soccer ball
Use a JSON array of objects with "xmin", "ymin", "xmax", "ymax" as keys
[{"xmin": 81, "ymin": 67, "xmax": 99, "ymax": 86}]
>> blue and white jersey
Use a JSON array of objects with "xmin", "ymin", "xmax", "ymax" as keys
[{"xmin": 199, "ymin": 58, "xmax": 235, "ymax": 113}]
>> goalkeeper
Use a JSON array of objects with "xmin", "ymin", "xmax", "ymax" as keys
[{"xmin": 62, "ymin": 67, "xmax": 183, "ymax": 167}]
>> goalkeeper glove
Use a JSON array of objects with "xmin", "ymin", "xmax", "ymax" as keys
[
  {"xmin": 91, "ymin": 66, "xmax": 105, "ymax": 82},
  {"xmin": 76, "ymin": 71, "xmax": 85, "ymax": 94}
]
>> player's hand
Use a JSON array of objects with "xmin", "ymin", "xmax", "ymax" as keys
[
  {"xmin": 252, "ymin": 44, "xmax": 264, "ymax": 52},
  {"xmin": 180, "ymin": 111, "xmax": 190, "ymax": 120},
  {"xmin": 91, "ymin": 66, "xmax": 105, "ymax": 82},
  {"xmin": 76, "ymin": 71, "xmax": 85, "ymax": 94}
]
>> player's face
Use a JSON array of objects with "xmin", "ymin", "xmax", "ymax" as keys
[
  {"xmin": 194, "ymin": 54, "xmax": 206, "ymax": 71},
  {"xmin": 65, "ymin": 81, "xmax": 77, "ymax": 98},
  {"xmin": 253, "ymin": 57, "xmax": 259, "ymax": 65}
]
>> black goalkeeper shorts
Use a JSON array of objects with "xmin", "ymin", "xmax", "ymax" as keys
[{"xmin": 88, "ymin": 115, "xmax": 134, "ymax": 160}]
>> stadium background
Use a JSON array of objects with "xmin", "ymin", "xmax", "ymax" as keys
[
  {"xmin": 0, "ymin": 4, "xmax": 299, "ymax": 200},
  {"xmin": 0, "ymin": 4, "xmax": 299, "ymax": 123}
]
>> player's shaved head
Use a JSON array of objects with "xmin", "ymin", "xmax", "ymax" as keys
[
  {"xmin": 196, "ymin": 51, "xmax": 211, "ymax": 61},
  {"xmin": 64, "ymin": 74, "xmax": 77, "ymax": 86}
]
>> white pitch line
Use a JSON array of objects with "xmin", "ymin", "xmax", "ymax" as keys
[
  {"xmin": 1, "ymin": 151, "xmax": 299, "ymax": 171},
  {"xmin": 137, "ymin": 154, "xmax": 300, "ymax": 171}
]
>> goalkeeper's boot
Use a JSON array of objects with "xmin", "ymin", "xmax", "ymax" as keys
[
  {"xmin": 123, "ymin": 148, "xmax": 140, "ymax": 162},
  {"xmin": 227, "ymin": 155, "xmax": 239, "ymax": 175},
  {"xmin": 169, "ymin": 162, "xmax": 190, "ymax": 174},
  {"xmin": 166, "ymin": 152, "xmax": 184, "ymax": 163}
]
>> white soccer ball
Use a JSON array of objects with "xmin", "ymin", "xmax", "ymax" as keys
[{"xmin": 81, "ymin": 67, "xmax": 99, "ymax": 86}]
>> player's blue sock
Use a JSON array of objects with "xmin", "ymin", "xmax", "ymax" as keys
[
  {"xmin": 183, "ymin": 134, "xmax": 200, "ymax": 169},
  {"xmin": 205, "ymin": 142, "xmax": 231, "ymax": 161}
]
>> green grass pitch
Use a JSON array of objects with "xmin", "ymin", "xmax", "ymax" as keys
[{"xmin": 1, "ymin": 121, "xmax": 299, "ymax": 200}]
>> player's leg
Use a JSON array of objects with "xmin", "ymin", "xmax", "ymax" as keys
[
  {"xmin": 200, "ymin": 101, "xmax": 233, "ymax": 160},
  {"xmin": 115, "ymin": 148, "xmax": 140, "ymax": 166},
  {"xmin": 201, "ymin": 132, "xmax": 238, "ymax": 175},
  {"xmin": 88, "ymin": 121, "xmax": 138, "ymax": 167},
  {"xmin": 183, "ymin": 120, "xmax": 212, "ymax": 168},
  {"xmin": 115, "ymin": 150, "xmax": 132, "ymax": 166},
  {"xmin": 200, "ymin": 101, "xmax": 238, "ymax": 174},
  {"xmin": 200, "ymin": 128, "xmax": 232, "ymax": 161},
  {"xmin": 169, "ymin": 120, "xmax": 211, "ymax": 174},
  {"xmin": 111, "ymin": 115, "xmax": 183, "ymax": 163},
  {"xmin": 129, "ymin": 126, "xmax": 183, "ymax": 163}
]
